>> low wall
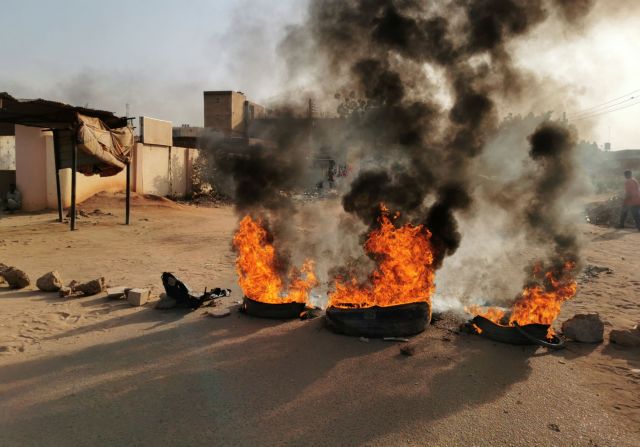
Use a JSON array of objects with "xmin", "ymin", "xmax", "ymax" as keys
[{"xmin": 133, "ymin": 142, "xmax": 196, "ymax": 198}]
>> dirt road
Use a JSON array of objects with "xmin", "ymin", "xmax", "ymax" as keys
[{"xmin": 0, "ymin": 193, "xmax": 638, "ymax": 446}]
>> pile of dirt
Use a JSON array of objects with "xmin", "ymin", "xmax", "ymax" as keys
[
  {"xmin": 585, "ymin": 195, "xmax": 634, "ymax": 227},
  {"xmin": 78, "ymin": 191, "xmax": 185, "ymax": 211}
]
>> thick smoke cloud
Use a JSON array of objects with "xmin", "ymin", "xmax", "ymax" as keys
[
  {"xmin": 215, "ymin": 0, "xmax": 597, "ymax": 303},
  {"xmin": 295, "ymin": 0, "xmax": 595, "ymax": 269}
]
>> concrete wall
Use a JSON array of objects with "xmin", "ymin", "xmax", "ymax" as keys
[
  {"xmin": 140, "ymin": 116, "xmax": 173, "ymax": 146},
  {"xmin": 14, "ymin": 126, "xmax": 196, "ymax": 211},
  {"xmin": 0, "ymin": 136, "xmax": 16, "ymax": 170},
  {"xmin": 15, "ymin": 125, "xmax": 49, "ymax": 211},
  {"xmin": 15, "ymin": 125, "xmax": 126, "ymax": 211},
  {"xmin": 230, "ymin": 92, "xmax": 246, "ymax": 133},
  {"xmin": 133, "ymin": 142, "xmax": 196, "ymax": 198}
]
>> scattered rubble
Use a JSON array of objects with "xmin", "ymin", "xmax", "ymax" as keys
[
  {"xmin": 127, "ymin": 288, "xmax": 150, "ymax": 306},
  {"xmin": 299, "ymin": 309, "xmax": 321, "ymax": 320},
  {"xmin": 36, "ymin": 271, "xmax": 63, "ymax": 292},
  {"xmin": 0, "ymin": 266, "xmax": 30, "ymax": 289},
  {"xmin": 59, "ymin": 286, "xmax": 73, "ymax": 297},
  {"xmin": 106, "ymin": 287, "xmax": 130, "ymax": 299},
  {"xmin": 73, "ymin": 278, "xmax": 105, "ymax": 296},
  {"xmin": 561, "ymin": 314, "xmax": 604, "ymax": 343},
  {"xmin": 155, "ymin": 293, "xmax": 177, "ymax": 310},
  {"xmin": 579, "ymin": 265, "xmax": 613, "ymax": 284},
  {"xmin": 383, "ymin": 337, "xmax": 410, "ymax": 342},
  {"xmin": 610, "ymin": 324, "xmax": 640, "ymax": 347},
  {"xmin": 400, "ymin": 344, "xmax": 416, "ymax": 356},
  {"xmin": 585, "ymin": 195, "xmax": 635, "ymax": 227},
  {"xmin": 205, "ymin": 309, "xmax": 231, "ymax": 318}
]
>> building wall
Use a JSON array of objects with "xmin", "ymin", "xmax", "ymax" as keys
[
  {"xmin": 14, "ymin": 126, "xmax": 196, "ymax": 212},
  {"xmin": 15, "ymin": 125, "xmax": 48, "ymax": 211},
  {"xmin": 140, "ymin": 116, "xmax": 173, "ymax": 146},
  {"xmin": 230, "ymin": 92, "xmax": 246, "ymax": 133},
  {"xmin": 204, "ymin": 91, "xmax": 247, "ymax": 135},
  {"xmin": 133, "ymin": 142, "xmax": 196, "ymax": 198},
  {"xmin": 0, "ymin": 136, "xmax": 16, "ymax": 170}
]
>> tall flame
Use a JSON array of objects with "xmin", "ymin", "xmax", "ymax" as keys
[
  {"xmin": 233, "ymin": 215, "xmax": 318, "ymax": 304},
  {"xmin": 328, "ymin": 206, "xmax": 436, "ymax": 308},
  {"xmin": 468, "ymin": 261, "xmax": 577, "ymax": 336}
]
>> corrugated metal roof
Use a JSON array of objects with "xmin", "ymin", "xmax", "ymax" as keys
[{"xmin": 0, "ymin": 92, "xmax": 128, "ymax": 129}]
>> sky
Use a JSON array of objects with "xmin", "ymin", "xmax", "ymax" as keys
[{"xmin": 1, "ymin": 0, "xmax": 638, "ymax": 149}]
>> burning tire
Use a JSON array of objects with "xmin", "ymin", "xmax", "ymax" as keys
[
  {"xmin": 325, "ymin": 302, "xmax": 431, "ymax": 338},
  {"xmin": 470, "ymin": 315, "xmax": 563, "ymax": 348},
  {"xmin": 241, "ymin": 296, "xmax": 306, "ymax": 319}
]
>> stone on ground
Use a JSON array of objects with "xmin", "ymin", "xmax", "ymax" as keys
[
  {"xmin": 561, "ymin": 313, "xmax": 604, "ymax": 343},
  {"xmin": 127, "ymin": 288, "xmax": 150, "ymax": 306},
  {"xmin": 206, "ymin": 309, "xmax": 231, "ymax": 318},
  {"xmin": 0, "ymin": 267, "xmax": 30, "ymax": 289},
  {"xmin": 106, "ymin": 287, "xmax": 130, "ymax": 299},
  {"xmin": 36, "ymin": 271, "xmax": 63, "ymax": 292},
  {"xmin": 155, "ymin": 293, "xmax": 177, "ymax": 310},
  {"xmin": 610, "ymin": 328, "xmax": 640, "ymax": 347},
  {"xmin": 400, "ymin": 344, "xmax": 416, "ymax": 356},
  {"xmin": 73, "ymin": 277, "xmax": 105, "ymax": 296}
]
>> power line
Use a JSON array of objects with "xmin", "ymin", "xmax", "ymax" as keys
[
  {"xmin": 571, "ymin": 97, "xmax": 640, "ymax": 121},
  {"xmin": 567, "ymin": 88, "xmax": 640, "ymax": 118},
  {"xmin": 568, "ymin": 95, "xmax": 639, "ymax": 119}
]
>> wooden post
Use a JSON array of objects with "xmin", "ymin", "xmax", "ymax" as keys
[
  {"xmin": 125, "ymin": 161, "xmax": 131, "ymax": 225},
  {"xmin": 52, "ymin": 130, "xmax": 63, "ymax": 222},
  {"xmin": 70, "ymin": 138, "xmax": 77, "ymax": 231}
]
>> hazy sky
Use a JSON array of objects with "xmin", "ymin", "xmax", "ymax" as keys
[{"xmin": 1, "ymin": 0, "xmax": 638, "ymax": 149}]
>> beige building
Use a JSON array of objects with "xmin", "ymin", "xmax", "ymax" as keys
[
  {"xmin": 12, "ymin": 122, "xmax": 198, "ymax": 212},
  {"xmin": 203, "ymin": 91, "xmax": 266, "ymax": 135}
]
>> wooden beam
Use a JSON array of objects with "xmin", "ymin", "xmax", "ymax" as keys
[
  {"xmin": 52, "ymin": 130, "xmax": 63, "ymax": 222},
  {"xmin": 125, "ymin": 161, "xmax": 131, "ymax": 225},
  {"xmin": 70, "ymin": 138, "xmax": 77, "ymax": 231}
]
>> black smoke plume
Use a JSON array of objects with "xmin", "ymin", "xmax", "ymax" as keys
[
  {"xmin": 300, "ymin": 0, "xmax": 594, "ymax": 268},
  {"xmin": 525, "ymin": 121, "xmax": 580, "ymax": 263}
]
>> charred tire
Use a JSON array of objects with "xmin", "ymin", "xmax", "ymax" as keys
[
  {"xmin": 325, "ymin": 302, "xmax": 431, "ymax": 338},
  {"xmin": 471, "ymin": 315, "xmax": 550, "ymax": 346},
  {"xmin": 514, "ymin": 323, "xmax": 565, "ymax": 350},
  {"xmin": 241, "ymin": 296, "xmax": 306, "ymax": 319}
]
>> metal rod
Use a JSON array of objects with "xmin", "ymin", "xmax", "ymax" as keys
[
  {"xmin": 70, "ymin": 138, "xmax": 77, "ymax": 231},
  {"xmin": 125, "ymin": 161, "xmax": 130, "ymax": 225},
  {"xmin": 52, "ymin": 130, "xmax": 63, "ymax": 222}
]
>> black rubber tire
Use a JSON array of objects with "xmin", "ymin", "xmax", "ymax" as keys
[
  {"xmin": 325, "ymin": 302, "xmax": 431, "ymax": 338},
  {"xmin": 471, "ymin": 316, "xmax": 549, "ymax": 345},
  {"xmin": 514, "ymin": 323, "xmax": 566, "ymax": 350},
  {"xmin": 242, "ymin": 296, "xmax": 306, "ymax": 319}
]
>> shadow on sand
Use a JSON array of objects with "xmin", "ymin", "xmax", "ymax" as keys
[{"xmin": 0, "ymin": 313, "xmax": 535, "ymax": 445}]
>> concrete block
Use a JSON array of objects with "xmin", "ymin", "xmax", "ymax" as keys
[
  {"xmin": 106, "ymin": 287, "xmax": 131, "ymax": 299},
  {"xmin": 127, "ymin": 288, "xmax": 150, "ymax": 306}
]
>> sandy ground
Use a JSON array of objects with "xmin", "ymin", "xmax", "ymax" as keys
[{"xmin": 0, "ymin": 193, "xmax": 638, "ymax": 447}]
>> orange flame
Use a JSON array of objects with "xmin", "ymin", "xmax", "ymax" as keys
[
  {"xmin": 467, "ymin": 261, "xmax": 577, "ymax": 336},
  {"xmin": 233, "ymin": 215, "xmax": 318, "ymax": 304},
  {"xmin": 328, "ymin": 207, "xmax": 436, "ymax": 308}
]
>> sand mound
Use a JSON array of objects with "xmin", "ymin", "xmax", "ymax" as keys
[{"xmin": 78, "ymin": 191, "xmax": 185, "ymax": 211}]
